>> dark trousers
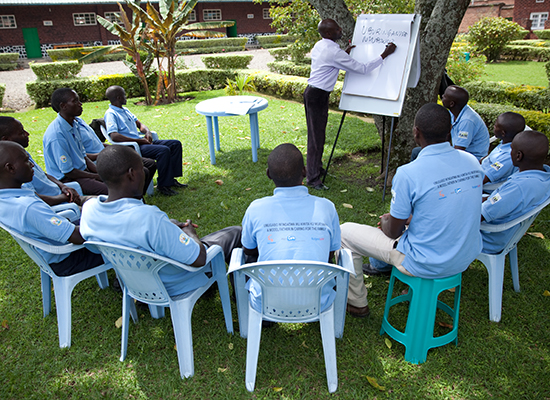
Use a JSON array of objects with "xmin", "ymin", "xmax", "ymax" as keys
[
  {"xmin": 49, "ymin": 248, "xmax": 105, "ymax": 276},
  {"xmin": 139, "ymin": 140, "xmax": 182, "ymax": 188},
  {"xmin": 200, "ymin": 226, "xmax": 242, "ymax": 265},
  {"xmin": 63, "ymin": 177, "xmax": 108, "ymax": 195},
  {"xmin": 303, "ymin": 85, "xmax": 330, "ymax": 187},
  {"xmin": 142, "ymin": 157, "xmax": 157, "ymax": 195}
]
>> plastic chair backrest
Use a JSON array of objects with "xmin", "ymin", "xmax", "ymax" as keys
[
  {"xmin": 100, "ymin": 125, "xmax": 141, "ymax": 154},
  {"xmin": 85, "ymin": 241, "xmax": 197, "ymax": 305},
  {"xmin": 234, "ymin": 260, "xmax": 350, "ymax": 323},
  {"xmin": 480, "ymin": 195, "xmax": 550, "ymax": 255},
  {"xmin": 0, "ymin": 220, "xmax": 83, "ymax": 277}
]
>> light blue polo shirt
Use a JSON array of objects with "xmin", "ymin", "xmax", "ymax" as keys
[
  {"xmin": 481, "ymin": 165, "xmax": 550, "ymax": 254},
  {"xmin": 104, "ymin": 105, "xmax": 140, "ymax": 139},
  {"xmin": 0, "ymin": 188, "xmax": 75, "ymax": 264},
  {"xmin": 242, "ymin": 185, "xmax": 341, "ymax": 310},
  {"xmin": 450, "ymin": 105, "xmax": 490, "ymax": 160},
  {"xmin": 22, "ymin": 152, "xmax": 62, "ymax": 196},
  {"xmin": 391, "ymin": 142, "xmax": 483, "ymax": 278},
  {"xmin": 75, "ymin": 117, "xmax": 105, "ymax": 154},
  {"xmin": 81, "ymin": 196, "xmax": 206, "ymax": 297},
  {"xmin": 43, "ymin": 114, "xmax": 88, "ymax": 180},
  {"xmin": 481, "ymin": 142, "xmax": 518, "ymax": 184}
]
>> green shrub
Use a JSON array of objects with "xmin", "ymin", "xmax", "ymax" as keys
[
  {"xmin": 201, "ymin": 54, "xmax": 253, "ymax": 69},
  {"xmin": 0, "ymin": 63, "xmax": 17, "ymax": 71},
  {"xmin": 0, "ymin": 53, "xmax": 19, "ymax": 63},
  {"xmin": 509, "ymin": 39, "xmax": 548, "ymax": 46},
  {"xmin": 268, "ymin": 61, "xmax": 311, "ymax": 78},
  {"xmin": 0, "ymin": 83, "xmax": 5, "ymax": 106},
  {"xmin": 445, "ymin": 49, "xmax": 487, "ymax": 85},
  {"xmin": 256, "ymin": 34, "xmax": 295, "ymax": 48},
  {"xmin": 175, "ymin": 37, "xmax": 247, "ymax": 54},
  {"xmin": 174, "ymin": 69, "xmax": 237, "ymax": 93},
  {"xmin": 500, "ymin": 45, "xmax": 550, "ymax": 61},
  {"xmin": 26, "ymin": 73, "xmax": 157, "ymax": 107},
  {"xmin": 463, "ymin": 81, "xmax": 549, "ymax": 112},
  {"xmin": 29, "ymin": 60, "xmax": 83, "ymax": 81},
  {"xmin": 47, "ymin": 46, "xmax": 128, "ymax": 63},
  {"xmin": 269, "ymin": 47, "xmax": 292, "ymax": 62},
  {"xmin": 546, "ymin": 61, "xmax": 550, "ymax": 83},
  {"xmin": 535, "ymin": 29, "xmax": 550, "ymax": 40},
  {"xmin": 472, "ymin": 102, "xmax": 550, "ymax": 138},
  {"xmin": 468, "ymin": 17, "xmax": 525, "ymax": 61}
]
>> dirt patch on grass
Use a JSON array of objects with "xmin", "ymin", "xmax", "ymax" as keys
[{"xmin": 330, "ymin": 149, "xmax": 391, "ymax": 189}]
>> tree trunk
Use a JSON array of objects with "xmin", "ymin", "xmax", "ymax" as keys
[{"xmin": 308, "ymin": 0, "xmax": 470, "ymax": 177}]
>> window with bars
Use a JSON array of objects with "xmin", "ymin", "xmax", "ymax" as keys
[
  {"xmin": 73, "ymin": 13, "xmax": 97, "ymax": 26},
  {"xmin": 530, "ymin": 12, "xmax": 548, "ymax": 30},
  {"xmin": 188, "ymin": 10, "xmax": 196, "ymax": 22},
  {"xmin": 104, "ymin": 12, "xmax": 122, "ymax": 24},
  {"xmin": 0, "ymin": 15, "xmax": 16, "ymax": 29},
  {"xmin": 203, "ymin": 9, "xmax": 221, "ymax": 21},
  {"xmin": 263, "ymin": 8, "xmax": 271, "ymax": 19}
]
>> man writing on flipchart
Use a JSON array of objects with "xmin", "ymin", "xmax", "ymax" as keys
[{"xmin": 304, "ymin": 18, "xmax": 396, "ymax": 190}]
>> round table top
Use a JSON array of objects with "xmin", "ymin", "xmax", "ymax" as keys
[{"xmin": 195, "ymin": 95, "xmax": 269, "ymax": 117}]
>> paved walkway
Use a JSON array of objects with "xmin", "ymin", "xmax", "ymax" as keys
[{"xmin": 0, "ymin": 49, "xmax": 274, "ymax": 111}]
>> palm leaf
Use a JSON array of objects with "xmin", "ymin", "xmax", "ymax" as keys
[{"xmin": 182, "ymin": 30, "xmax": 226, "ymax": 38}]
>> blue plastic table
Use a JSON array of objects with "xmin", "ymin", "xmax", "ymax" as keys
[{"xmin": 195, "ymin": 96, "xmax": 269, "ymax": 164}]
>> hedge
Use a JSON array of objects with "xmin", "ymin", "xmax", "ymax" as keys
[
  {"xmin": 256, "ymin": 34, "xmax": 295, "ymax": 48},
  {"xmin": 26, "ymin": 69, "xmax": 236, "ymax": 107},
  {"xmin": 509, "ymin": 39, "xmax": 548, "ymax": 47},
  {"xmin": 30, "ymin": 60, "xmax": 83, "ymax": 81},
  {"xmin": 0, "ymin": 52, "xmax": 20, "ymax": 71},
  {"xmin": 462, "ymin": 81, "xmax": 549, "ymax": 112},
  {"xmin": 0, "ymin": 63, "xmax": 17, "ymax": 71},
  {"xmin": 47, "ymin": 46, "xmax": 126, "ymax": 63},
  {"xmin": 471, "ymin": 102, "xmax": 550, "ymax": 138},
  {"xmin": 500, "ymin": 45, "xmax": 550, "ymax": 61},
  {"xmin": 175, "ymin": 37, "xmax": 247, "ymax": 53},
  {"xmin": 0, "ymin": 83, "xmax": 5, "ymax": 106},
  {"xmin": 535, "ymin": 30, "xmax": 550, "ymax": 40},
  {"xmin": 201, "ymin": 54, "xmax": 253, "ymax": 69}
]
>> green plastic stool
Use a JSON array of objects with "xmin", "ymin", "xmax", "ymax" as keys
[{"xmin": 380, "ymin": 267, "xmax": 462, "ymax": 364}]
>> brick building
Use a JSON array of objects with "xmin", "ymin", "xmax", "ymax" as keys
[
  {"xmin": 0, "ymin": 0, "xmax": 277, "ymax": 58},
  {"xmin": 459, "ymin": 0, "xmax": 515, "ymax": 33},
  {"xmin": 514, "ymin": 0, "xmax": 550, "ymax": 32}
]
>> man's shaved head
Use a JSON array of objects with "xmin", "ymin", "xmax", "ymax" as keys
[
  {"xmin": 105, "ymin": 85, "xmax": 125, "ymax": 103},
  {"xmin": 496, "ymin": 112, "xmax": 525, "ymax": 137},
  {"xmin": 0, "ymin": 140, "xmax": 21, "ymax": 166},
  {"xmin": 267, "ymin": 143, "xmax": 305, "ymax": 187},
  {"xmin": 414, "ymin": 103, "xmax": 451, "ymax": 144},
  {"xmin": 512, "ymin": 130, "xmax": 548, "ymax": 166},
  {"xmin": 318, "ymin": 19, "xmax": 342, "ymax": 41},
  {"xmin": 96, "ymin": 145, "xmax": 142, "ymax": 186},
  {"xmin": 443, "ymin": 85, "xmax": 469, "ymax": 109}
]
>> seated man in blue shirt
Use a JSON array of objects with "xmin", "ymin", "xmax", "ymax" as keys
[
  {"xmin": 80, "ymin": 145, "xmax": 241, "ymax": 298},
  {"xmin": 341, "ymin": 103, "xmax": 483, "ymax": 316},
  {"xmin": 0, "ymin": 141, "xmax": 104, "ymax": 276},
  {"xmin": 482, "ymin": 130, "xmax": 550, "ymax": 253},
  {"xmin": 104, "ymin": 85, "xmax": 185, "ymax": 197},
  {"xmin": 442, "ymin": 85, "xmax": 490, "ymax": 160},
  {"xmin": 481, "ymin": 112, "xmax": 525, "ymax": 185},
  {"xmin": 43, "ymin": 88, "xmax": 108, "ymax": 196},
  {"xmin": 241, "ymin": 143, "xmax": 342, "ymax": 313},
  {"xmin": 0, "ymin": 116, "xmax": 82, "ymax": 207}
]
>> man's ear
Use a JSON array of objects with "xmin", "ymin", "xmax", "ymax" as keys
[
  {"xmin": 301, "ymin": 165, "xmax": 306, "ymax": 178},
  {"xmin": 514, "ymin": 150, "xmax": 524, "ymax": 163},
  {"xmin": 266, "ymin": 168, "xmax": 272, "ymax": 180}
]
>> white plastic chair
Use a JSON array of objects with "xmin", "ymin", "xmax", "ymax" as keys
[
  {"xmin": 100, "ymin": 125, "xmax": 155, "ymax": 195},
  {"xmin": 0, "ymin": 221, "xmax": 111, "ymax": 348},
  {"xmin": 228, "ymin": 248, "xmax": 354, "ymax": 393},
  {"xmin": 477, "ymin": 196, "xmax": 550, "ymax": 322},
  {"xmin": 86, "ymin": 241, "xmax": 233, "ymax": 379},
  {"xmin": 51, "ymin": 202, "xmax": 81, "ymax": 223}
]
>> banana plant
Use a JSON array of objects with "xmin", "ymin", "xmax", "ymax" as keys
[
  {"xmin": 81, "ymin": 0, "xmax": 155, "ymax": 105},
  {"xmin": 127, "ymin": 0, "xmax": 235, "ymax": 103}
]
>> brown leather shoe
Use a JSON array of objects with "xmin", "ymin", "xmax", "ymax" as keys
[{"xmin": 346, "ymin": 303, "xmax": 370, "ymax": 318}]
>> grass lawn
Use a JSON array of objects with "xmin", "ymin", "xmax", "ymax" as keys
[
  {"xmin": 481, "ymin": 60, "xmax": 548, "ymax": 87},
  {"xmin": 1, "ymin": 89, "xmax": 550, "ymax": 399}
]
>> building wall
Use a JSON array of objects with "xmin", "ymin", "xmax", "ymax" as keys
[
  {"xmin": 458, "ymin": 1, "xmax": 514, "ymax": 33},
  {"xmin": 514, "ymin": 0, "xmax": 550, "ymax": 30},
  {"xmin": 0, "ymin": 1, "xmax": 276, "ymax": 57}
]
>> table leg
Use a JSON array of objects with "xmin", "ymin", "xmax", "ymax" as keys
[
  {"xmin": 249, "ymin": 112, "xmax": 259, "ymax": 163},
  {"xmin": 213, "ymin": 116, "xmax": 221, "ymax": 151},
  {"xmin": 205, "ymin": 116, "xmax": 216, "ymax": 165}
]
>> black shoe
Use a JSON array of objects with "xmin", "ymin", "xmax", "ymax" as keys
[
  {"xmin": 112, "ymin": 277, "xmax": 122, "ymax": 293},
  {"xmin": 346, "ymin": 304, "xmax": 370, "ymax": 318},
  {"xmin": 171, "ymin": 180, "xmax": 188, "ymax": 188},
  {"xmin": 362, "ymin": 263, "xmax": 392, "ymax": 276},
  {"xmin": 157, "ymin": 186, "xmax": 177, "ymax": 196}
]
